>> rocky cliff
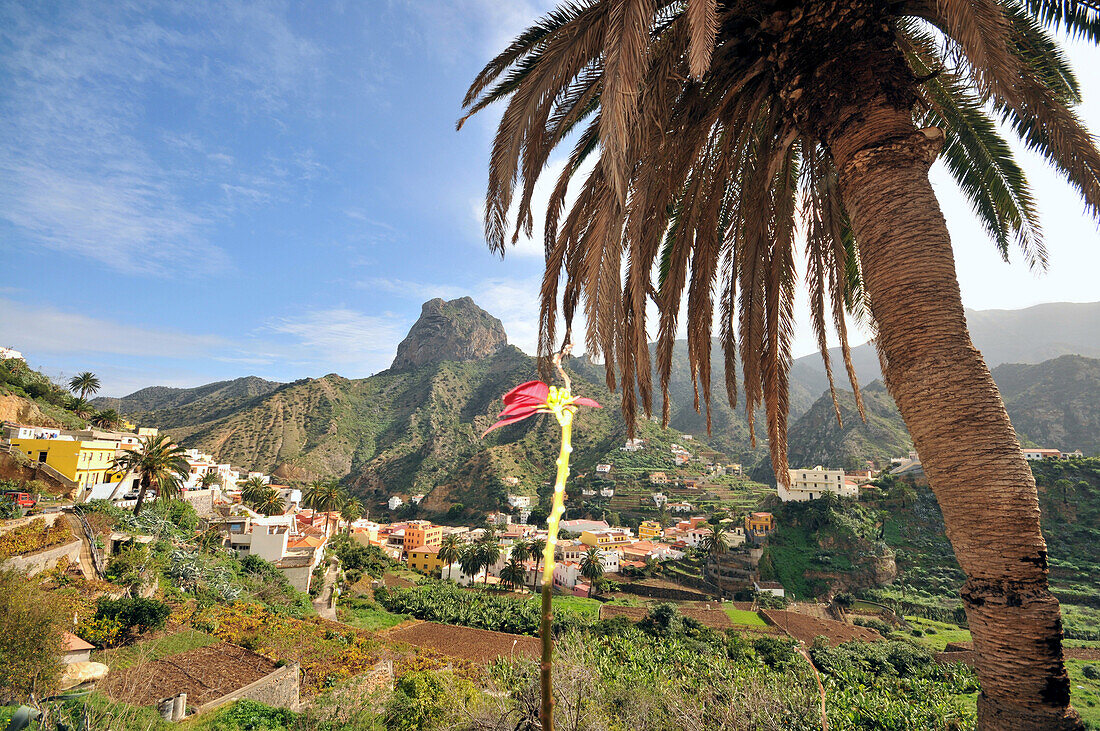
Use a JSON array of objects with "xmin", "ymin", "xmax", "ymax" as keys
[{"xmin": 390, "ymin": 297, "xmax": 507, "ymax": 370}]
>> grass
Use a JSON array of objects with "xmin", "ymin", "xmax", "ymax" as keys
[
  {"xmin": 340, "ymin": 598, "xmax": 410, "ymax": 632},
  {"xmin": 540, "ymin": 594, "xmax": 602, "ymax": 618},
  {"xmin": 1067, "ymin": 660, "xmax": 1100, "ymax": 727},
  {"xmin": 903, "ymin": 616, "xmax": 972, "ymax": 652},
  {"xmin": 93, "ymin": 629, "xmax": 219, "ymax": 670},
  {"xmin": 724, "ymin": 607, "xmax": 767, "ymax": 627}
]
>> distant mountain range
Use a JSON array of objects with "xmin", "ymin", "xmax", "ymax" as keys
[{"xmin": 96, "ymin": 299, "xmax": 1100, "ymax": 509}]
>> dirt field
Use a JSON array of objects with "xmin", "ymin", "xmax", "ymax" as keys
[
  {"xmin": 380, "ymin": 621, "xmax": 539, "ymax": 663},
  {"xmin": 760, "ymin": 610, "xmax": 883, "ymax": 645},
  {"xmin": 102, "ymin": 642, "xmax": 278, "ymax": 707}
]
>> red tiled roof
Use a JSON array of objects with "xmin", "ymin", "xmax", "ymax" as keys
[{"xmin": 63, "ymin": 631, "xmax": 94, "ymax": 652}]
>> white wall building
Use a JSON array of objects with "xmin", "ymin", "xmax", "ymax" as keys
[
  {"xmin": 780, "ymin": 466, "xmax": 857, "ymax": 502},
  {"xmin": 0, "ymin": 347, "xmax": 24, "ymax": 360},
  {"xmin": 388, "ymin": 496, "xmax": 404, "ymax": 511}
]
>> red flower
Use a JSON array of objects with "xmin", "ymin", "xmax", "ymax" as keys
[{"xmin": 482, "ymin": 380, "xmax": 600, "ymax": 436}]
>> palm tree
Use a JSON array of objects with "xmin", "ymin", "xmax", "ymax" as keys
[
  {"xmin": 476, "ymin": 536, "xmax": 502, "ymax": 586},
  {"xmin": 512, "ymin": 539, "xmax": 531, "ymax": 565},
  {"xmin": 91, "ymin": 409, "xmax": 121, "ymax": 429},
  {"xmin": 579, "ymin": 547, "xmax": 604, "ymax": 598},
  {"xmin": 111, "ymin": 434, "xmax": 189, "ymax": 515},
  {"xmin": 462, "ymin": 4, "xmax": 1100, "ymax": 724},
  {"xmin": 199, "ymin": 471, "xmax": 222, "ymax": 490},
  {"xmin": 458, "ymin": 545, "xmax": 483, "ymax": 585},
  {"xmin": 68, "ymin": 397, "xmax": 93, "ymax": 420},
  {"xmin": 68, "ymin": 372, "xmax": 100, "ymax": 401},
  {"xmin": 304, "ymin": 479, "xmax": 347, "ymax": 536},
  {"xmin": 500, "ymin": 557, "xmax": 528, "ymax": 591},
  {"xmin": 438, "ymin": 534, "xmax": 462, "ymax": 582},
  {"xmin": 702, "ymin": 523, "xmax": 730, "ymax": 599},
  {"xmin": 341, "ymin": 497, "xmax": 363, "ymax": 535},
  {"xmin": 528, "ymin": 537, "xmax": 547, "ymax": 588},
  {"xmin": 253, "ymin": 488, "xmax": 286, "ymax": 517},
  {"xmin": 238, "ymin": 476, "xmax": 269, "ymax": 508}
]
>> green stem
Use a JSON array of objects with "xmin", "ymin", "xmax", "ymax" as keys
[{"xmin": 540, "ymin": 413, "xmax": 572, "ymax": 731}]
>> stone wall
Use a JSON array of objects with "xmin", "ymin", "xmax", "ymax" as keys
[
  {"xmin": 1, "ymin": 538, "xmax": 81, "ymax": 576},
  {"xmin": 196, "ymin": 663, "xmax": 300, "ymax": 715}
]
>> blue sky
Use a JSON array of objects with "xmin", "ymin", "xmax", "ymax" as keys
[{"xmin": 2, "ymin": 1, "xmax": 1099, "ymax": 397}]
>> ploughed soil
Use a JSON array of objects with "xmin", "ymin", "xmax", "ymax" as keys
[
  {"xmin": 380, "ymin": 621, "xmax": 539, "ymax": 663},
  {"xmin": 936, "ymin": 644, "xmax": 1100, "ymax": 666},
  {"xmin": 760, "ymin": 610, "xmax": 883, "ymax": 645},
  {"xmin": 102, "ymin": 642, "xmax": 278, "ymax": 706}
]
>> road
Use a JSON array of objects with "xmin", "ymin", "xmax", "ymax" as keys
[{"xmin": 312, "ymin": 559, "xmax": 339, "ymax": 621}]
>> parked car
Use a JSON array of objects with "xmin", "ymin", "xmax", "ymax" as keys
[{"xmin": 1, "ymin": 491, "xmax": 36, "ymax": 508}]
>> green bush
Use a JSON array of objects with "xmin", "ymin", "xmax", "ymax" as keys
[{"xmin": 95, "ymin": 597, "xmax": 170, "ymax": 636}]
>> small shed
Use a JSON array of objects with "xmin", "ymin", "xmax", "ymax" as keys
[{"xmin": 62, "ymin": 632, "xmax": 94, "ymax": 664}]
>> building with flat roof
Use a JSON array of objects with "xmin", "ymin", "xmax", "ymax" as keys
[{"xmin": 780, "ymin": 466, "xmax": 857, "ymax": 502}]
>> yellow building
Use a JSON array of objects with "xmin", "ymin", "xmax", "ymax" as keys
[
  {"xmin": 745, "ymin": 512, "xmax": 774, "ymax": 534},
  {"xmin": 9, "ymin": 437, "xmax": 120, "ymax": 489},
  {"xmin": 638, "ymin": 520, "xmax": 663, "ymax": 541},
  {"xmin": 407, "ymin": 545, "xmax": 447, "ymax": 574},
  {"xmin": 403, "ymin": 520, "xmax": 443, "ymax": 554},
  {"xmin": 580, "ymin": 528, "xmax": 634, "ymax": 549}
]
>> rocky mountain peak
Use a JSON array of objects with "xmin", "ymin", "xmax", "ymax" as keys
[{"xmin": 390, "ymin": 297, "xmax": 508, "ymax": 370}]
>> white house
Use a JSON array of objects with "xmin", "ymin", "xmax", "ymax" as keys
[
  {"xmin": 506, "ymin": 494, "xmax": 532, "ymax": 509},
  {"xmin": 755, "ymin": 580, "xmax": 786, "ymax": 598},
  {"xmin": 0, "ymin": 347, "xmax": 24, "ymax": 361},
  {"xmin": 599, "ymin": 487, "xmax": 614, "ymax": 498},
  {"xmin": 595, "ymin": 464, "xmax": 612, "ymax": 474},
  {"xmin": 388, "ymin": 496, "xmax": 404, "ymax": 511},
  {"xmin": 780, "ymin": 466, "xmax": 857, "ymax": 502},
  {"xmin": 1023, "ymin": 448, "xmax": 1063, "ymax": 461},
  {"xmin": 410, "ymin": 494, "xmax": 425, "ymax": 505}
]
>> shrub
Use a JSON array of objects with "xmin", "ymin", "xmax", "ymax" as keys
[
  {"xmin": 77, "ymin": 615, "xmax": 124, "ymax": 649},
  {"xmin": 0, "ymin": 569, "xmax": 65, "ymax": 702},
  {"xmin": 1084, "ymin": 664, "xmax": 1100, "ymax": 681},
  {"xmin": 206, "ymin": 699, "xmax": 300, "ymax": 730},
  {"xmin": 95, "ymin": 596, "xmax": 170, "ymax": 636},
  {"xmin": 0, "ymin": 517, "xmax": 74, "ymax": 559}
]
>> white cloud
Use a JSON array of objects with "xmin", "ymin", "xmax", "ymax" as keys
[
  {"xmin": 267, "ymin": 308, "xmax": 409, "ymax": 371},
  {"xmin": 0, "ymin": 298, "xmax": 229, "ymax": 358}
]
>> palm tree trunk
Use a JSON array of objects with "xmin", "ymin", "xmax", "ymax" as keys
[
  {"xmin": 132, "ymin": 475, "xmax": 150, "ymax": 515},
  {"xmin": 829, "ymin": 97, "xmax": 1079, "ymax": 729}
]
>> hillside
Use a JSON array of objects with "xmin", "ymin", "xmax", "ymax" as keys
[
  {"xmin": 116, "ymin": 299, "xmax": 712, "ymax": 517},
  {"xmin": 992, "ymin": 355, "xmax": 1100, "ymax": 455},
  {"xmin": 790, "ymin": 301, "xmax": 1100, "ymax": 397},
  {"xmin": 782, "ymin": 354, "xmax": 1100, "ymax": 469},
  {"xmin": 92, "ymin": 376, "xmax": 282, "ymax": 423},
  {"xmin": 785, "ymin": 382, "xmax": 912, "ymax": 470}
]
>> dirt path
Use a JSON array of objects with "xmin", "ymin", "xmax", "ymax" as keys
[
  {"xmin": 65, "ymin": 514, "xmax": 97, "ymax": 580},
  {"xmin": 312, "ymin": 560, "xmax": 338, "ymax": 620}
]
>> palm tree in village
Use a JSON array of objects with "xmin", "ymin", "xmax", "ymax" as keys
[
  {"xmin": 438, "ymin": 534, "xmax": 462, "ymax": 581},
  {"xmin": 304, "ymin": 479, "xmax": 347, "ymax": 536},
  {"xmin": 341, "ymin": 497, "xmax": 363, "ymax": 535},
  {"xmin": 112, "ymin": 434, "xmax": 189, "ymax": 516},
  {"xmin": 238, "ymin": 476, "xmax": 270, "ymax": 509},
  {"xmin": 462, "ymin": 2, "xmax": 1100, "ymax": 725},
  {"xmin": 253, "ymin": 489, "xmax": 286, "ymax": 517},
  {"xmin": 458, "ymin": 545, "xmax": 483, "ymax": 584},
  {"xmin": 91, "ymin": 409, "xmax": 121, "ymax": 429},
  {"xmin": 702, "ymin": 521, "xmax": 730, "ymax": 599},
  {"xmin": 528, "ymin": 536, "xmax": 547, "ymax": 588},
  {"xmin": 68, "ymin": 371, "xmax": 100, "ymax": 401},
  {"xmin": 476, "ymin": 534, "xmax": 502, "ymax": 586},
  {"xmin": 500, "ymin": 556, "xmax": 529, "ymax": 591},
  {"xmin": 68, "ymin": 397, "xmax": 94, "ymax": 420},
  {"xmin": 579, "ymin": 547, "xmax": 605, "ymax": 598},
  {"xmin": 199, "ymin": 471, "xmax": 222, "ymax": 490}
]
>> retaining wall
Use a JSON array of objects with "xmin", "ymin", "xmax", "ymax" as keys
[
  {"xmin": 1, "ymin": 538, "xmax": 81, "ymax": 576},
  {"xmin": 197, "ymin": 662, "xmax": 300, "ymax": 715}
]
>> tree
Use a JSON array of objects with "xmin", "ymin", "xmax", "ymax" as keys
[
  {"xmin": 0, "ymin": 569, "xmax": 63, "ymax": 702},
  {"xmin": 476, "ymin": 536, "xmax": 502, "ymax": 585},
  {"xmin": 254, "ymin": 488, "xmax": 286, "ymax": 517},
  {"xmin": 68, "ymin": 371, "xmax": 100, "ymax": 401},
  {"xmin": 511, "ymin": 539, "xmax": 531, "ymax": 565},
  {"xmin": 462, "ymin": 3, "xmax": 1100, "ymax": 725},
  {"xmin": 458, "ymin": 545, "xmax": 482, "ymax": 584},
  {"xmin": 92, "ymin": 409, "xmax": 121, "ymax": 429},
  {"xmin": 304, "ymin": 479, "xmax": 347, "ymax": 536},
  {"xmin": 68, "ymin": 396, "xmax": 94, "ymax": 420},
  {"xmin": 528, "ymin": 537, "xmax": 547, "ymax": 588},
  {"xmin": 112, "ymin": 434, "xmax": 189, "ymax": 515},
  {"xmin": 500, "ymin": 556, "xmax": 528, "ymax": 591},
  {"xmin": 438, "ymin": 534, "xmax": 462, "ymax": 582},
  {"xmin": 239, "ymin": 476, "xmax": 269, "ymax": 508},
  {"xmin": 341, "ymin": 497, "xmax": 363, "ymax": 534},
  {"xmin": 199, "ymin": 471, "xmax": 222, "ymax": 490},
  {"xmin": 702, "ymin": 523, "xmax": 730, "ymax": 599},
  {"xmin": 579, "ymin": 547, "xmax": 604, "ymax": 598}
]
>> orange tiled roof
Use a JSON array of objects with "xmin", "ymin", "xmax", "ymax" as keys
[{"xmin": 63, "ymin": 631, "xmax": 94, "ymax": 652}]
